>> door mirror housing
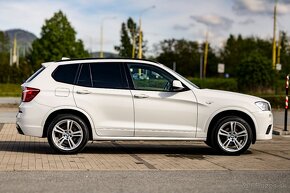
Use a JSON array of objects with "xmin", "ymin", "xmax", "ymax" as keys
[{"xmin": 172, "ymin": 80, "xmax": 184, "ymax": 91}]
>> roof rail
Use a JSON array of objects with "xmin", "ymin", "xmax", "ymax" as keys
[{"xmin": 61, "ymin": 57, "xmax": 70, "ymax": 60}]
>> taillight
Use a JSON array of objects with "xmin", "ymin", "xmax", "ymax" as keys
[{"xmin": 22, "ymin": 87, "xmax": 40, "ymax": 102}]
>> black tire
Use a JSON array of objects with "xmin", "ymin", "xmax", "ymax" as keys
[
  {"xmin": 47, "ymin": 114, "xmax": 89, "ymax": 154},
  {"xmin": 204, "ymin": 139, "xmax": 213, "ymax": 148},
  {"xmin": 211, "ymin": 116, "xmax": 253, "ymax": 155}
]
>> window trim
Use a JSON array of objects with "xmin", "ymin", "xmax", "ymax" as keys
[
  {"xmin": 75, "ymin": 63, "xmax": 93, "ymax": 87},
  {"xmin": 26, "ymin": 66, "xmax": 45, "ymax": 83}
]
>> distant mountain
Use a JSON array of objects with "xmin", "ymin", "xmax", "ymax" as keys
[{"xmin": 5, "ymin": 29, "xmax": 37, "ymax": 50}]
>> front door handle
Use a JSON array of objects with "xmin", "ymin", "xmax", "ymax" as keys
[
  {"xmin": 134, "ymin": 94, "xmax": 149, "ymax": 99},
  {"xmin": 76, "ymin": 90, "xmax": 91, "ymax": 94}
]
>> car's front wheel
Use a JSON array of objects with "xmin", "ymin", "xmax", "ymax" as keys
[
  {"xmin": 47, "ymin": 114, "xmax": 89, "ymax": 154},
  {"xmin": 212, "ymin": 116, "xmax": 253, "ymax": 155}
]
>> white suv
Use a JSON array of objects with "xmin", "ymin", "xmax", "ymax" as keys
[{"xmin": 16, "ymin": 58, "xmax": 273, "ymax": 155}]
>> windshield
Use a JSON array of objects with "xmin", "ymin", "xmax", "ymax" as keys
[{"xmin": 161, "ymin": 64, "xmax": 199, "ymax": 89}]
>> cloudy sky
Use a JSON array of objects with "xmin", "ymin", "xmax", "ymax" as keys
[{"xmin": 0, "ymin": 0, "xmax": 289, "ymax": 55}]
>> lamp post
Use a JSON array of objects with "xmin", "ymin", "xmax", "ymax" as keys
[
  {"xmin": 100, "ymin": 16, "xmax": 116, "ymax": 58},
  {"xmin": 199, "ymin": 43, "xmax": 203, "ymax": 79},
  {"xmin": 272, "ymin": 0, "xmax": 278, "ymax": 69},
  {"xmin": 137, "ymin": 5, "xmax": 155, "ymax": 59},
  {"xmin": 203, "ymin": 31, "xmax": 209, "ymax": 78}
]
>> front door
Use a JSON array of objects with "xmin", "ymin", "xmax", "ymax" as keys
[{"xmin": 127, "ymin": 63, "xmax": 197, "ymax": 137}]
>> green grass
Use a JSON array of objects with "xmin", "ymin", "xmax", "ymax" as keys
[{"xmin": 0, "ymin": 84, "xmax": 22, "ymax": 97}]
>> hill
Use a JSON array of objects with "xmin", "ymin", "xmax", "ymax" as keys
[{"xmin": 5, "ymin": 29, "xmax": 37, "ymax": 51}]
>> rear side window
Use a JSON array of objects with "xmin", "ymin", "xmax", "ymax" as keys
[
  {"xmin": 76, "ymin": 63, "xmax": 126, "ymax": 89},
  {"xmin": 76, "ymin": 64, "xmax": 92, "ymax": 87},
  {"xmin": 25, "ymin": 67, "xmax": 45, "ymax": 83},
  {"xmin": 90, "ymin": 63, "xmax": 125, "ymax": 89},
  {"xmin": 52, "ymin": 64, "xmax": 79, "ymax": 84}
]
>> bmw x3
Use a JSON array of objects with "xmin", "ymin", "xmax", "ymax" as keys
[{"xmin": 16, "ymin": 58, "xmax": 273, "ymax": 155}]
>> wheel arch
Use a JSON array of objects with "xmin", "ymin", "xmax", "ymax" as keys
[
  {"xmin": 42, "ymin": 108, "xmax": 94, "ymax": 140},
  {"xmin": 206, "ymin": 110, "xmax": 256, "ymax": 144}
]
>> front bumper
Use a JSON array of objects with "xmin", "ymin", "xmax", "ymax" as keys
[{"xmin": 252, "ymin": 110, "xmax": 273, "ymax": 140}]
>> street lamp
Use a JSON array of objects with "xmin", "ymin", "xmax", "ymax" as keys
[
  {"xmin": 137, "ymin": 5, "xmax": 155, "ymax": 59},
  {"xmin": 100, "ymin": 16, "xmax": 116, "ymax": 58}
]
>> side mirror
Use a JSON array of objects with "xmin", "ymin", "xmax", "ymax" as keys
[{"xmin": 172, "ymin": 80, "xmax": 184, "ymax": 91}]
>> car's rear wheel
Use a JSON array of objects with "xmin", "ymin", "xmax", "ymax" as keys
[
  {"xmin": 212, "ymin": 116, "xmax": 252, "ymax": 155},
  {"xmin": 47, "ymin": 114, "xmax": 89, "ymax": 154}
]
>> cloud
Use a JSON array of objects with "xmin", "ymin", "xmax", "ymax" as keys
[
  {"xmin": 239, "ymin": 18, "xmax": 255, "ymax": 25},
  {"xmin": 233, "ymin": 0, "xmax": 290, "ymax": 15},
  {"xmin": 173, "ymin": 23, "xmax": 194, "ymax": 31},
  {"xmin": 190, "ymin": 14, "xmax": 234, "ymax": 30}
]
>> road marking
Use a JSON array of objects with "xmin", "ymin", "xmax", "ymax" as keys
[
  {"xmin": 112, "ymin": 142, "xmax": 157, "ymax": 170},
  {"xmin": 204, "ymin": 157, "xmax": 232, "ymax": 171},
  {"xmin": 252, "ymin": 148, "xmax": 290, "ymax": 160},
  {"xmin": 0, "ymin": 123, "xmax": 3, "ymax": 132}
]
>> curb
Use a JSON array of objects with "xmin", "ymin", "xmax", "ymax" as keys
[{"xmin": 273, "ymin": 126, "xmax": 290, "ymax": 135}]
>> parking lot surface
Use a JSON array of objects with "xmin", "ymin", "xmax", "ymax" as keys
[
  {"xmin": 0, "ymin": 123, "xmax": 290, "ymax": 171},
  {"xmin": 0, "ymin": 100, "xmax": 290, "ymax": 193}
]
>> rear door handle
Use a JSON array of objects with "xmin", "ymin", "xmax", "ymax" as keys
[
  {"xmin": 134, "ymin": 94, "xmax": 149, "ymax": 99},
  {"xmin": 76, "ymin": 90, "xmax": 91, "ymax": 94}
]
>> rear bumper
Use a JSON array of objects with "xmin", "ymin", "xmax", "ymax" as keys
[{"xmin": 16, "ymin": 101, "xmax": 51, "ymax": 137}]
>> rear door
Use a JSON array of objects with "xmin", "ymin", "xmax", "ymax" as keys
[{"xmin": 73, "ymin": 62, "xmax": 134, "ymax": 137}]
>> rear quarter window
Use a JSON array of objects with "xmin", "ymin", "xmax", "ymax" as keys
[{"xmin": 52, "ymin": 64, "xmax": 79, "ymax": 84}]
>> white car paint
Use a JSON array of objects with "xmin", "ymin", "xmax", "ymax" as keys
[{"xmin": 16, "ymin": 58, "xmax": 273, "ymax": 154}]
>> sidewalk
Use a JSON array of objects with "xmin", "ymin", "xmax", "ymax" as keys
[{"xmin": 0, "ymin": 97, "xmax": 20, "ymax": 105}]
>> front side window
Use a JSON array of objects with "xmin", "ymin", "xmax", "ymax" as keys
[{"xmin": 128, "ymin": 63, "xmax": 174, "ymax": 91}]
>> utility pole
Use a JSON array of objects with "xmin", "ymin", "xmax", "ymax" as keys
[
  {"xmin": 203, "ymin": 31, "xmax": 209, "ymax": 78},
  {"xmin": 131, "ymin": 28, "xmax": 136, "ymax": 58},
  {"xmin": 138, "ymin": 18, "xmax": 142, "ymax": 59},
  {"xmin": 99, "ymin": 17, "xmax": 116, "ymax": 58},
  {"xmin": 138, "ymin": 16, "xmax": 143, "ymax": 59},
  {"xmin": 277, "ymin": 30, "xmax": 282, "ymax": 65},
  {"xmin": 99, "ymin": 24, "xmax": 103, "ymax": 58},
  {"xmin": 272, "ymin": 0, "xmax": 278, "ymax": 69},
  {"xmin": 137, "ymin": 5, "xmax": 155, "ymax": 59}
]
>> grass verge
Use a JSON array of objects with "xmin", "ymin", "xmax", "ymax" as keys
[{"xmin": 0, "ymin": 84, "xmax": 21, "ymax": 97}]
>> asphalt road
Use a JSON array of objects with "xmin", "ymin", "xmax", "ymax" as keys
[{"xmin": 0, "ymin": 171, "xmax": 289, "ymax": 193}]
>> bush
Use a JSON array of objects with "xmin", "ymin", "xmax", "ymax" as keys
[
  {"xmin": 237, "ymin": 52, "xmax": 274, "ymax": 93},
  {"xmin": 188, "ymin": 78, "xmax": 238, "ymax": 91},
  {"xmin": 259, "ymin": 95, "xmax": 285, "ymax": 109}
]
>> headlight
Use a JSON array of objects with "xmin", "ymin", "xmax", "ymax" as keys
[{"xmin": 255, "ymin": 101, "xmax": 271, "ymax": 111}]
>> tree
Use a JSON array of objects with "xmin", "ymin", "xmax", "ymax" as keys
[
  {"xmin": 220, "ymin": 34, "xmax": 272, "ymax": 77},
  {"xmin": 155, "ymin": 38, "xmax": 218, "ymax": 77},
  {"xmin": 0, "ymin": 31, "xmax": 10, "ymax": 82},
  {"xmin": 29, "ymin": 10, "xmax": 89, "ymax": 70},
  {"xmin": 279, "ymin": 31, "xmax": 290, "ymax": 77},
  {"xmin": 115, "ymin": 17, "xmax": 147, "ymax": 58},
  {"xmin": 237, "ymin": 52, "xmax": 274, "ymax": 93}
]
